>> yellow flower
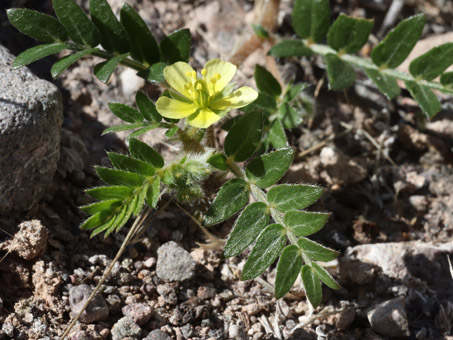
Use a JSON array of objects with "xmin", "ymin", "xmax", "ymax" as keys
[{"xmin": 156, "ymin": 59, "xmax": 258, "ymax": 128}]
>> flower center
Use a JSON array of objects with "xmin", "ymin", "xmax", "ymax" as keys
[{"xmin": 183, "ymin": 69, "xmax": 223, "ymax": 108}]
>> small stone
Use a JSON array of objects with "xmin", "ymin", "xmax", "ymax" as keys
[
  {"xmin": 1, "ymin": 220, "xmax": 48, "ymax": 260},
  {"xmin": 156, "ymin": 241, "xmax": 196, "ymax": 282},
  {"xmin": 143, "ymin": 329, "xmax": 172, "ymax": 340},
  {"xmin": 157, "ymin": 285, "xmax": 178, "ymax": 305},
  {"xmin": 69, "ymin": 284, "xmax": 109, "ymax": 323},
  {"xmin": 1, "ymin": 322, "xmax": 14, "ymax": 338},
  {"xmin": 105, "ymin": 294, "xmax": 122, "ymax": 315},
  {"xmin": 120, "ymin": 68, "xmax": 145, "ymax": 96},
  {"xmin": 409, "ymin": 195, "xmax": 428, "ymax": 211},
  {"xmin": 228, "ymin": 323, "xmax": 246, "ymax": 340},
  {"xmin": 111, "ymin": 317, "xmax": 141, "ymax": 340},
  {"xmin": 197, "ymin": 286, "xmax": 216, "ymax": 299},
  {"xmin": 336, "ymin": 307, "xmax": 356, "ymax": 330},
  {"xmin": 367, "ymin": 297, "xmax": 410, "ymax": 338},
  {"xmin": 180, "ymin": 324, "xmax": 193, "ymax": 339},
  {"xmin": 100, "ymin": 328, "xmax": 109, "ymax": 338},
  {"xmin": 121, "ymin": 303, "xmax": 153, "ymax": 326},
  {"xmin": 143, "ymin": 257, "xmax": 156, "ymax": 268}
]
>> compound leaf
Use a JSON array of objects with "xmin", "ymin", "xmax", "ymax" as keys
[
  {"xmin": 203, "ymin": 178, "xmax": 250, "ymax": 226},
  {"xmin": 246, "ymin": 148, "xmax": 294, "ymax": 188},
  {"xmin": 135, "ymin": 91, "xmax": 161, "ymax": 122},
  {"xmin": 371, "ymin": 14, "xmax": 425, "ymax": 68},
  {"xmin": 223, "ymin": 202, "xmax": 270, "ymax": 258},
  {"xmin": 95, "ymin": 166, "xmax": 144, "ymax": 188},
  {"xmin": 254, "ymin": 65, "xmax": 282, "ymax": 97},
  {"xmin": 80, "ymin": 199, "xmax": 122, "ymax": 215},
  {"xmin": 441, "ymin": 72, "xmax": 453, "ymax": 88},
  {"xmin": 311, "ymin": 262, "xmax": 341, "ymax": 289},
  {"xmin": 51, "ymin": 48, "xmax": 97, "ymax": 78},
  {"xmin": 275, "ymin": 245, "xmax": 303, "ymax": 299},
  {"xmin": 268, "ymin": 119, "xmax": 288, "ymax": 148},
  {"xmin": 242, "ymin": 224, "xmax": 286, "ymax": 280},
  {"xmin": 268, "ymin": 184, "xmax": 324, "ymax": 212},
  {"xmin": 292, "ymin": 0, "xmax": 330, "ymax": 42},
  {"xmin": 94, "ymin": 53, "xmax": 130, "ymax": 83},
  {"xmin": 278, "ymin": 102, "xmax": 303, "ymax": 129},
  {"xmin": 207, "ymin": 153, "xmax": 228, "ymax": 171},
  {"xmin": 85, "ymin": 185, "xmax": 133, "ymax": 200},
  {"xmin": 146, "ymin": 177, "xmax": 160, "ymax": 208},
  {"xmin": 108, "ymin": 103, "xmax": 143, "ymax": 123},
  {"xmin": 108, "ymin": 152, "xmax": 155, "ymax": 177},
  {"xmin": 365, "ymin": 68, "xmax": 401, "ymax": 99},
  {"xmin": 268, "ymin": 40, "xmax": 313, "ymax": 57}
]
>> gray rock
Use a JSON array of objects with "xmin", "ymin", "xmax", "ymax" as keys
[
  {"xmin": 143, "ymin": 329, "xmax": 172, "ymax": 340},
  {"xmin": 111, "ymin": 317, "xmax": 142, "ymax": 340},
  {"xmin": 367, "ymin": 297, "xmax": 410, "ymax": 338},
  {"xmin": 122, "ymin": 303, "xmax": 154, "ymax": 326},
  {"xmin": 69, "ymin": 284, "xmax": 109, "ymax": 323},
  {"xmin": 0, "ymin": 45, "xmax": 63, "ymax": 214},
  {"xmin": 156, "ymin": 241, "xmax": 196, "ymax": 282}
]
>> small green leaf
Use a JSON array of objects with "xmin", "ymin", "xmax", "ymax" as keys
[
  {"xmin": 114, "ymin": 195, "xmax": 136, "ymax": 232},
  {"xmin": 441, "ymin": 72, "xmax": 453, "ymax": 88},
  {"xmin": 284, "ymin": 211, "xmax": 329, "ymax": 236},
  {"xmin": 268, "ymin": 40, "xmax": 313, "ymax": 57},
  {"xmin": 165, "ymin": 126, "xmax": 179, "ymax": 138},
  {"xmin": 102, "ymin": 122, "xmax": 148, "ymax": 135},
  {"xmin": 327, "ymin": 14, "xmax": 373, "ymax": 54},
  {"xmin": 80, "ymin": 199, "xmax": 122, "ymax": 215},
  {"xmin": 325, "ymin": 53, "xmax": 355, "ymax": 91},
  {"xmin": 86, "ymin": 186, "xmax": 133, "ymax": 200},
  {"xmin": 223, "ymin": 202, "xmax": 270, "ymax": 258},
  {"xmin": 120, "ymin": 3, "xmax": 159, "ymax": 65},
  {"xmin": 246, "ymin": 148, "xmax": 294, "ymax": 188},
  {"xmin": 207, "ymin": 153, "xmax": 228, "ymax": 171},
  {"xmin": 108, "ymin": 152, "xmax": 155, "ymax": 176},
  {"xmin": 243, "ymin": 92, "xmax": 277, "ymax": 113},
  {"xmin": 268, "ymin": 119, "xmax": 288, "ymax": 148},
  {"xmin": 311, "ymin": 262, "xmax": 341, "ymax": 289},
  {"xmin": 53, "ymin": 0, "xmax": 100, "ymax": 46},
  {"xmin": 90, "ymin": 216, "xmax": 116, "ymax": 236},
  {"xmin": 268, "ymin": 184, "xmax": 323, "ymax": 212},
  {"xmin": 203, "ymin": 178, "xmax": 250, "ymax": 226},
  {"xmin": 137, "ymin": 62, "xmax": 166, "ymax": 83},
  {"xmin": 371, "ymin": 14, "xmax": 425, "ymax": 68},
  {"xmin": 95, "ymin": 166, "xmax": 144, "ymax": 188},
  {"xmin": 252, "ymin": 23, "xmax": 270, "ymax": 39},
  {"xmin": 254, "ymin": 65, "xmax": 282, "ymax": 97},
  {"xmin": 365, "ymin": 68, "xmax": 401, "ymax": 99},
  {"xmin": 146, "ymin": 177, "xmax": 160, "ymax": 208},
  {"xmin": 409, "ymin": 43, "xmax": 453, "ymax": 81},
  {"xmin": 284, "ymin": 83, "xmax": 307, "ymax": 102},
  {"xmin": 159, "ymin": 29, "xmax": 191, "ymax": 64},
  {"xmin": 80, "ymin": 211, "xmax": 110, "ymax": 230},
  {"xmin": 94, "ymin": 53, "xmax": 130, "ymax": 83},
  {"xmin": 108, "ymin": 103, "xmax": 143, "ymax": 123},
  {"xmin": 89, "ymin": 0, "xmax": 130, "ymax": 53},
  {"xmin": 298, "ymin": 237, "xmax": 339, "ymax": 262},
  {"xmin": 301, "ymin": 265, "xmax": 322, "ymax": 307},
  {"xmin": 135, "ymin": 91, "xmax": 161, "ymax": 122},
  {"xmin": 224, "ymin": 111, "xmax": 263, "ymax": 162},
  {"xmin": 242, "ymin": 224, "xmax": 286, "ymax": 280},
  {"xmin": 405, "ymin": 80, "xmax": 441, "ymax": 118},
  {"xmin": 133, "ymin": 183, "xmax": 148, "ymax": 216},
  {"xmin": 279, "ymin": 102, "xmax": 302, "ymax": 129},
  {"xmin": 51, "ymin": 48, "xmax": 97, "ymax": 78},
  {"xmin": 12, "ymin": 43, "xmax": 69, "ymax": 69},
  {"xmin": 129, "ymin": 139, "xmax": 164, "ymax": 168},
  {"xmin": 275, "ymin": 245, "xmax": 303, "ymax": 299},
  {"xmin": 7, "ymin": 8, "xmax": 68, "ymax": 43},
  {"xmin": 292, "ymin": 0, "xmax": 330, "ymax": 42}
]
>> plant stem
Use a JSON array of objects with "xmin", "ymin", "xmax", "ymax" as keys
[
  {"xmin": 67, "ymin": 44, "xmax": 148, "ymax": 72},
  {"xmin": 308, "ymin": 42, "xmax": 453, "ymax": 95}
]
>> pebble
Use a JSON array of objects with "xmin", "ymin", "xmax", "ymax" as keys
[
  {"xmin": 228, "ymin": 323, "xmax": 247, "ymax": 340},
  {"xmin": 336, "ymin": 306, "xmax": 356, "ymax": 330},
  {"xmin": 143, "ymin": 329, "xmax": 172, "ymax": 340},
  {"xmin": 156, "ymin": 241, "xmax": 196, "ymax": 282},
  {"xmin": 367, "ymin": 297, "xmax": 410, "ymax": 338},
  {"xmin": 0, "ymin": 45, "xmax": 63, "ymax": 214},
  {"xmin": 111, "ymin": 316, "xmax": 142, "ymax": 340},
  {"xmin": 143, "ymin": 257, "xmax": 157, "ymax": 268},
  {"xmin": 120, "ymin": 68, "xmax": 145, "ymax": 96},
  {"xmin": 121, "ymin": 303, "xmax": 153, "ymax": 326},
  {"xmin": 69, "ymin": 284, "xmax": 109, "ymax": 323},
  {"xmin": 157, "ymin": 285, "xmax": 178, "ymax": 305}
]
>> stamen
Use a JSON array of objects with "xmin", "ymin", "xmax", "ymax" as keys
[
  {"xmin": 210, "ymin": 77, "xmax": 217, "ymax": 83},
  {"xmin": 201, "ymin": 69, "xmax": 207, "ymax": 77},
  {"xmin": 186, "ymin": 71, "xmax": 192, "ymax": 77},
  {"xmin": 196, "ymin": 83, "xmax": 203, "ymax": 90},
  {"xmin": 191, "ymin": 71, "xmax": 197, "ymax": 78},
  {"xmin": 215, "ymin": 73, "xmax": 221, "ymax": 80}
]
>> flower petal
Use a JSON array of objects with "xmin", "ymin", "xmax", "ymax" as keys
[
  {"xmin": 156, "ymin": 96, "xmax": 197, "ymax": 119},
  {"xmin": 204, "ymin": 59, "xmax": 237, "ymax": 95},
  {"xmin": 211, "ymin": 86, "xmax": 258, "ymax": 110},
  {"xmin": 188, "ymin": 108, "xmax": 221, "ymax": 128},
  {"xmin": 163, "ymin": 62, "xmax": 196, "ymax": 99}
]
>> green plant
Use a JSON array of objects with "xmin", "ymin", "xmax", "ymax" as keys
[{"xmin": 268, "ymin": 0, "xmax": 453, "ymax": 118}]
